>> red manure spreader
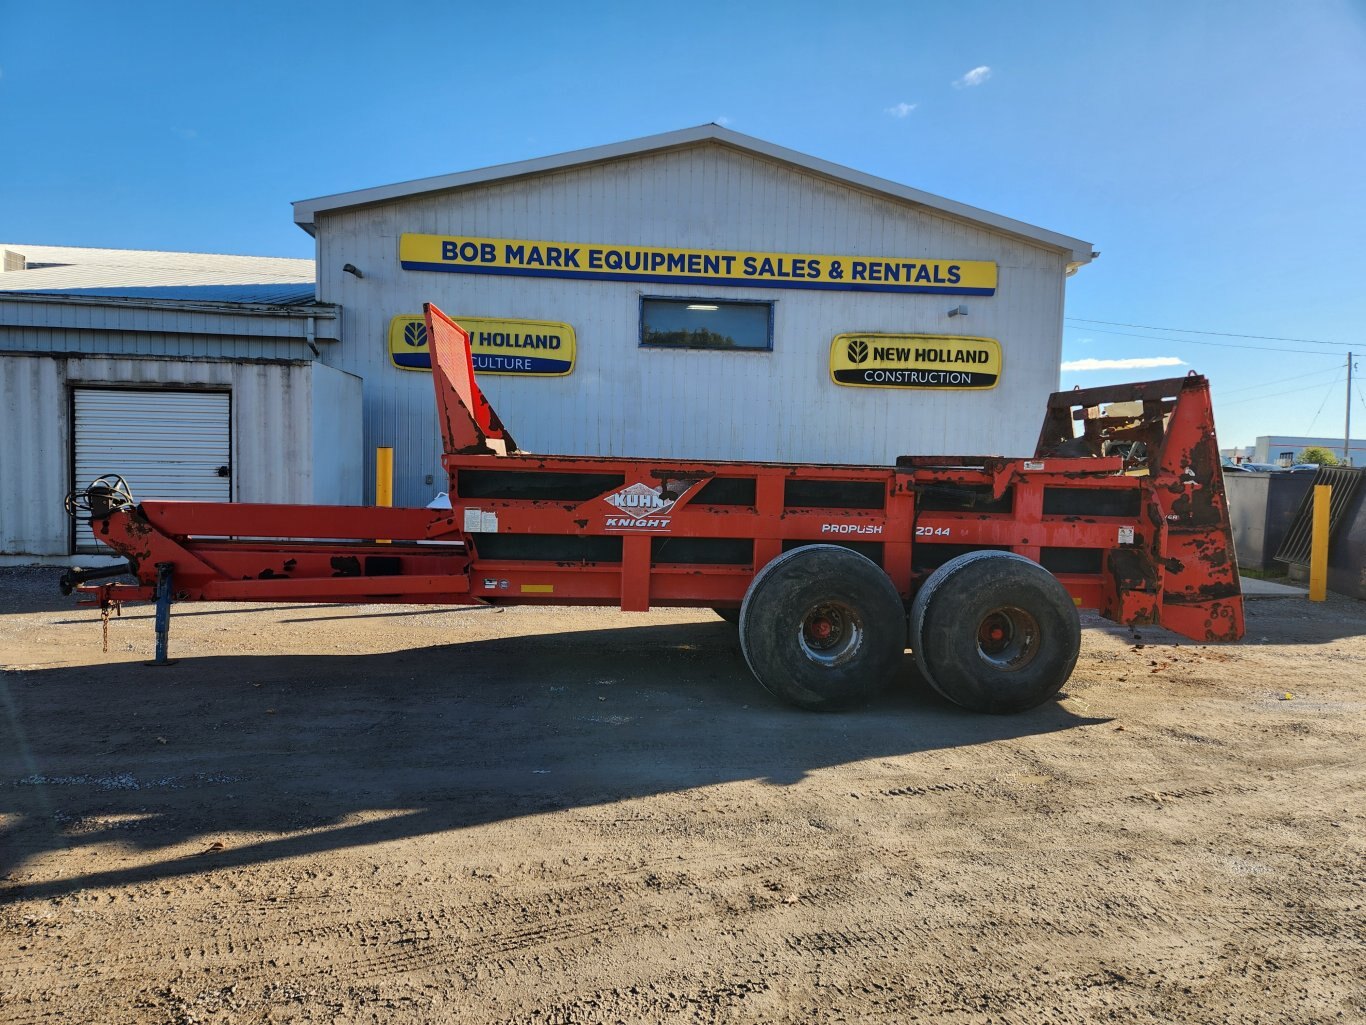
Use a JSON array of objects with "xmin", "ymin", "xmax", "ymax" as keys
[{"xmin": 65, "ymin": 304, "xmax": 1244, "ymax": 712}]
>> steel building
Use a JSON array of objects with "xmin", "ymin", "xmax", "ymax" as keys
[
  {"xmin": 1252, "ymin": 435, "xmax": 1363, "ymax": 467},
  {"xmin": 294, "ymin": 125, "xmax": 1095, "ymax": 506},
  {"xmin": 0, "ymin": 244, "xmax": 361, "ymax": 563}
]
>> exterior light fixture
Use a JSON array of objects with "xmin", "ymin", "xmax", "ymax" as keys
[
  {"xmin": 686, "ymin": 304, "xmax": 719, "ymax": 311},
  {"xmin": 948, "ymin": 304, "xmax": 967, "ymax": 317}
]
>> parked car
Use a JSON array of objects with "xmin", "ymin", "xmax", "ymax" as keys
[{"xmin": 1289, "ymin": 463, "xmax": 1320, "ymax": 472}]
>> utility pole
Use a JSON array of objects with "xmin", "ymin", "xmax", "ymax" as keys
[{"xmin": 1347, "ymin": 351, "xmax": 1354, "ymax": 466}]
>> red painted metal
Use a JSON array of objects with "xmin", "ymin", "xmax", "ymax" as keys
[{"xmin": 78, "ymin": 303, "xmax": 1245, "ymax": 645}]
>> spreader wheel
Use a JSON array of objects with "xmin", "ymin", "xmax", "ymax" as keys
[
  {"xmin": 909, "ymin": 551, "xmax": 1080, "ymax": 714},
  {"xmin": 738, "ymin": 545, "xmax": 906, "ymax": 712}
]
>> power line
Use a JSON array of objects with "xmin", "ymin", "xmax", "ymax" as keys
[
  {"xmin": 1217, "ymin": 365, "xmax": 1343, "ymax": 397},
  {"xmin": 1219, "ymin": 375, "xmax": 1343, "ymax": 408},
  {"xmin": 1306, "ymin": 376, "xmax": 1341, "ymax": 434},
  {"xmin": 1069, "ymin": 325, "xmax": 1344, "ymax": 357},
  {"xmin": 1067, "ymin": 317, "xmax": 1351, "ymax": 348}
]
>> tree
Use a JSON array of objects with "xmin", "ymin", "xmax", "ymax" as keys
[{"xmin": 1297, "ymin": 446, "xmax": 1340, "ymax": 466}]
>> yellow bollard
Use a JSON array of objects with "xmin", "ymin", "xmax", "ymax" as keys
[
  {"xmin": 375, "ymin": 447, "xmax": 393, "ymax": 507},
  {"xmin": 1308, "ymin": 484, "xmax": 1330, "ymax": 602},
  {"xmin": 376, "ymin": 446, "xmax": 393, "ymax": 544}
]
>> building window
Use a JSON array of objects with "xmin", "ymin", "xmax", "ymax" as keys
[
  {"xmin": 1279, "ymin": 452, "xmax": 1294, "ymax": 466},
  {"xmin": 640, "ymin": 297, "xmax": 773, "ymax": 351}
]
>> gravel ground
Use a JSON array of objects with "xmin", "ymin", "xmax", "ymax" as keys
[{"xmin": 2, "ymin": 566, "xmax": 1364, "ymax": 1023}]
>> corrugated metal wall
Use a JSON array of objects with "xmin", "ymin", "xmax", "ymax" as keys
[
  {"xmin": 0, "ymin": 298, "xmax": 336, "ymax": 361},
  {"xmin": 314, "ymin": 143, "xmax": 1073, "ymax": 507},
  {"xmin": 0, "ymin": 354, "xmax": 358, "ymax": 559},
  {"xmin": 308, "ymin": 362, "xmax": 365, "ymax": 505},
  {"xmin": 59, "ymin": 357, "xmax": 319, "ymax": 509},
  {"xmin": 0, "ymin": 356, "xmax": 67, "ymax": 555}
]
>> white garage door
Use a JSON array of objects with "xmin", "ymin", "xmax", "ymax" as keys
[{"xmin": 73, "ymin": 388, "xmax": 231, "ymax": 553}]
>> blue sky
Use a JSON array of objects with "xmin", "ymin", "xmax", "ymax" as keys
[{"xmin": 2, "ymin": 0, "xmax": 1363, "ymax": 454}]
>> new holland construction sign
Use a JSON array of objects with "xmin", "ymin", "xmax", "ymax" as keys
[{"xmin": 829, "ymin": 334, "xmax": 1002, "ymax": 390}]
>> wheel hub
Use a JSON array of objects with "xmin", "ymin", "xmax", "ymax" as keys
[
  {"xmin": 798, "ymin": 602, "xmax": 864, "ymax": 667},
  {"xmin": 975, "ymin": 606, "xmax": 1041, "ymax": 671}
]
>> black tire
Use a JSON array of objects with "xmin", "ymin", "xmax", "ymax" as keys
[
  {"xmin": 909, "ymin": 551, "xmax": 1080, "ymax": 714},
  {"xmin": 738, "ymin": 544, "xmax": 906, "ymax": 712},
  {"xmin": 713, "ymin": 606, "xmax": 741, "ymax": 625}
]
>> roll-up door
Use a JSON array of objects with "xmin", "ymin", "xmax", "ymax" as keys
[{"xmin": 73, "ymin": 388, "xmax": 231, "ymax": 553}]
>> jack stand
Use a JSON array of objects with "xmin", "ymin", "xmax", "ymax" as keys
[{"xmin": 144, "ymin": 561, "xmax": 178, "ymax": 667}]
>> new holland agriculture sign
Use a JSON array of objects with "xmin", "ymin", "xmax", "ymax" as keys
[
  {"xmin": 399, "ymin": 234, "xmax": 997, "ymax": 296},
  {"xmin": 388, "ymin": 315, "xmax": 575, "ymax": 376},
  {"xmin": 830, "ymin": 334, "xmax": 1002, "ymax": 390}
]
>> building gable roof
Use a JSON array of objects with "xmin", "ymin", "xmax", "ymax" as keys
[{"xmin": 292, "ymin": 124, "xmax": 1095, "ymax": 266}]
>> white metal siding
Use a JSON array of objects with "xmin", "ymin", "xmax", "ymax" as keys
[
  {"xmin": 0, "ymin": 356, "xmax": 67, "ymax": 555},
  {"xmin": 0, "ymin": 298, "xmax": 337, "ymax": 360},
  {"xmin": 315, "ymin": 142, "xmax": 1074, "ymax": 507},
  {"xmin": 309, "ymin": 362, "xmax": 365, "ymax": 504},
  {"xmin": 64, "ymin": 356, "xmax": 318, "ymax": 508},
  {"xmin": 2, "ymin": 354, "xmax": 362, "ymax": 562},
  {"xmin": 73, "ymin": 389, "xmax": 231, "ymax": 551}
]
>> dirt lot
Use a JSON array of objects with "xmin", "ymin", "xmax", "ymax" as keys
[{"xmin": 1, "ymin": 566, "xmax": 1363, "ymax": 1023}]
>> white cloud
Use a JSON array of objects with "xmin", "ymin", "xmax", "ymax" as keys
[
  {"xmin": 885, "ymin": 101, "xmax": 918, "ymax": 118},
  {"xmin": 715, "ymin": 115, "xmax": 731, "ymax": 126},
  {"xmin": 1061, "ymin": 357, "xmax": 1186, "ymax": 372},
  {"xmin": 953, "ymin": 65, "xmax": 992, "ymax": 89}
]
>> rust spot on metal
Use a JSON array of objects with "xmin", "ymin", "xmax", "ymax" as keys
[
  {"xmin": 1162, "ymin": 582, "xmax": 1242, "ymax": 603},
  {"xmin": 1109, "ymin": 548, "xmax": 1158, "ymax": 591},
  {"xmin": 651, "ymin": 469, "xmax": 715, "ymax": 481}
]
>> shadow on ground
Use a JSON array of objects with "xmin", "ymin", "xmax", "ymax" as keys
[{"xmin": 2, "ymin": 617, "xmax": 1108, "ymax": 901}]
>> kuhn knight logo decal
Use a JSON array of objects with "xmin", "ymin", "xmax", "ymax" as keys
[{"xmin": 602, "ymin": 480, "xmax": 699, "ymax": 531}]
